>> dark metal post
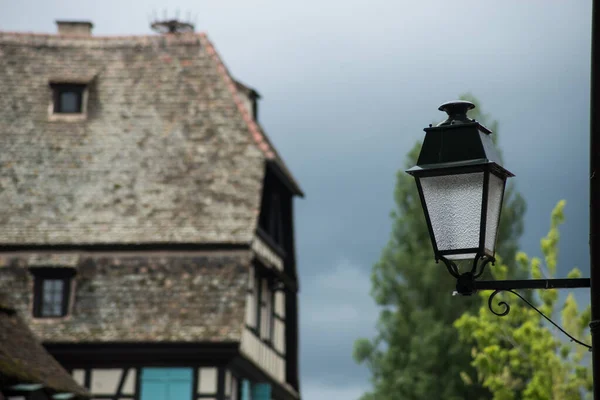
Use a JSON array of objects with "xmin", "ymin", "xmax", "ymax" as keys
[{"xmin": 590, "ymin": 0, "xmax": 600, "ymax": 397}]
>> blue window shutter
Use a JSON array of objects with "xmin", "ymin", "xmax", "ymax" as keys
[
  {"xmin": 251, "ymin": 383, "xmax": 271, "ymax": 400},
  {"xmin": 241, "ymin": 380, "xmax": 252, "ymax": 400},
  {"xmin": 140, "ymin": 368, "xmax": 193, "ymax": 400}
]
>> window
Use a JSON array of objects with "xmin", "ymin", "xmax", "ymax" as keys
[
  {"xmin": 259, "ymin": 278, "xmax": 274, "ymax": 342},
  {"xmin": 258, "ymin": 190, "xmax": 284, "ymax": 248},
  {"xmin": 31, "ymin": 268, "xmax": 75, "ymax": 318},
  {"xmin": 251, "ymin": 383, "xmax": 271, "ymax": 400},
  {"xmin": 50, "ymin": 83, "xmax": 86, "ymax": 114},
  {"xmin": 268, "ymin": 192, "xmax": 283, "ymax": 245},
  {"xmin": 254, "ymin": 274, "xmax": 261, "ymax": 331},
  {"xmin": 249, "ymin": 270, "xmax": 275, "ymax": 342},
  {"xmin": 40, "ymin": 279, "xmax": 64, "ymax": 316}
]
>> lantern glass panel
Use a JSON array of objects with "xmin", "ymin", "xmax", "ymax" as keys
[
  {"xmin": 420, "ymin": 172, "xmax": 484, "ymax": 256},
  {"xmin": 484, "ymin": 172, "xmax": 506, "ymax": 255}
]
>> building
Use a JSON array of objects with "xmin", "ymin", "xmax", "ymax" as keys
[
  {"xmin": 0, "ymin": 291, "xmax": 89, "ymax": 400},
  {"xmin": 0, "ymin": 19, "xmax": 303, "ymax": 400}
]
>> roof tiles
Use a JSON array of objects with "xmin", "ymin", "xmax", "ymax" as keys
[
  {"xmin": 0, "ymin": 31, "xmax": 301, "ymax": 244},
  {"xmin": 0, "ymin": 292, "xmax": 89, "ymax": 397},
  {"xmin": 0, "ymin": 252, "xmax": 252, "ymax": 343}
]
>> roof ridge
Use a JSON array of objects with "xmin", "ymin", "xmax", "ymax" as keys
[{"xmin": 0, "ymin": 31, "xmax": 207, "ymax": 40}]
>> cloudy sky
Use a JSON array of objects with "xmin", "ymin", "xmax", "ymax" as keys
[{"xmin": 0, "ymin": 0, "xmax": 594, "ymax": 399}]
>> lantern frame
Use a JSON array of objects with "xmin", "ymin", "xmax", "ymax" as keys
[
  {"xmin": 407, "ymin": 101, "xmax": 513, "ymax": 263},
  {"xmin": 409, "ymin": 162, "xmax": 511, "ymax": 263}
]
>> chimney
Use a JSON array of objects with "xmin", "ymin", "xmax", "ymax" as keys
[
  {"xmin": 150, "ymin": 19, "xmax": 195, "ymax": 34},
  {"xmin": 56, "ymin": 20, "xmax": 93, "ymax": 37}
]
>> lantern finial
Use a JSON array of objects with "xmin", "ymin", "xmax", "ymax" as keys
[{"xmin": 437, "ymin": 100, "xmax": 476, "ymax": 126}]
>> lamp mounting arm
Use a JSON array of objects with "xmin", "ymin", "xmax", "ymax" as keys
[
  {"xmin": 443, "ymin": 255, "xmax": 592, "ymax": 350},
  {"xmin": 475, "ymin": 278, "xmax": 591, "ymax": 291},
  {"xmin": 441, "ymin": 252, "xmax": 591, "ymax": 294}
]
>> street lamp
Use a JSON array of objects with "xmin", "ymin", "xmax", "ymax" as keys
[
  {"xmin": 407, "ymin": 100, "xmax": 512, "ymax": 263},
  {"xmin": 407, "ymin": 101, "xmax": 591, "ymax": 347}
]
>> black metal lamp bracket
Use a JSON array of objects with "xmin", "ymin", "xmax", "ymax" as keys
[
  {"xmin": 440, "ymin": 255, "xmax": 592, "ymax": 350},
  {"xmin": 439, "ymin": 254, "xmax": 495, "ymax": 295}
]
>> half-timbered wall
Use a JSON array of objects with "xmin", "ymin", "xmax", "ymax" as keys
[
  {"xmin": 224, "ymin": 370, "xmax": 281, "ymax": 400},
  {"xmin": 240, "ymin": 328, "xmax": 285, "ymax": 383},
  {"xmin": 251, "ymin": 238, "xmax": 283, "ymax": 271},
  {"xmin": 196, "ymin": 367, "xmax": 218, "ymax": 398},
  {"xmin": 245, "ymin": 267, "xmax": 286, "ymax": 351},
  {"xmin": 66, "ymin": 366, "xmax": 287, "ymax": 400},
  {"xmin": 246, "ymin": 267, "xmax": 258, "ymax": 328},
  {"xmin": 69, "ymin": 367, "xmax": 220, "ymax": 400},
  {"xmin": 243, "ymin": 263, "xmax": 286, "ymax": 384},
  {"xmin": 223, "ymin": 370, "xmax": 238, "ymax": 400}
]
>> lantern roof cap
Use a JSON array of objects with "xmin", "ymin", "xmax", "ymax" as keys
[
  {"xmin": 406, "ymin": 101, "xmax": 514, "ymax": 178},
  {"xmin": 437, "ymin": 100, "xmax": 476, "ymax": 126}
]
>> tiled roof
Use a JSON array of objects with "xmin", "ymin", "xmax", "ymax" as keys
[
  {"xmin": 0, "ymin": 293, "xmax": 89, "ymax": 397},
  {"xmin": 0, "ymin": 252, "xmax": 252, "ymax": 343},
  {"xmin": 0, "ymin": 31, "xmax": 301, "ymax": 245}
]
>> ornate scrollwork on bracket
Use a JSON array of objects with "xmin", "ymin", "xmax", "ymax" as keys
[
  {"xmin": 439, "ymin": 252, "xmax": 591, "ymax": 350},
  {"xmin": 487, "ymin": 289, "xmax": 592, "ymax": 350}
]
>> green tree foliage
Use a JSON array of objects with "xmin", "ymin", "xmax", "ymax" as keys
[
  {"xmin": 354, "ymin": 94, "xmax": 526, "ymax": 400},
  {"xmin": 455, "ymin": 201, "xmax": 592, "ymax": 400}
]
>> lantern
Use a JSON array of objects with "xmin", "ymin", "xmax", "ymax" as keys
[{"xmin": 407, "ymin": 101, "xmax": 514, "ymax": 261}]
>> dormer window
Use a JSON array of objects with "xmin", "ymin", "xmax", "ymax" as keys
[
  {"xmin": 51, "ymin": 83, "xmax": 86, "ymax": 113},
  {"xmin": 48, "ymin": 81, "xmax": 90, "ymax": 121},
  {"xmin": 30, "ymin": 268, "xmax": 75, "ymax": 318},
  {"xmin": 234, "ymin": 80, "xmax": 260, "ymax": 120}
]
